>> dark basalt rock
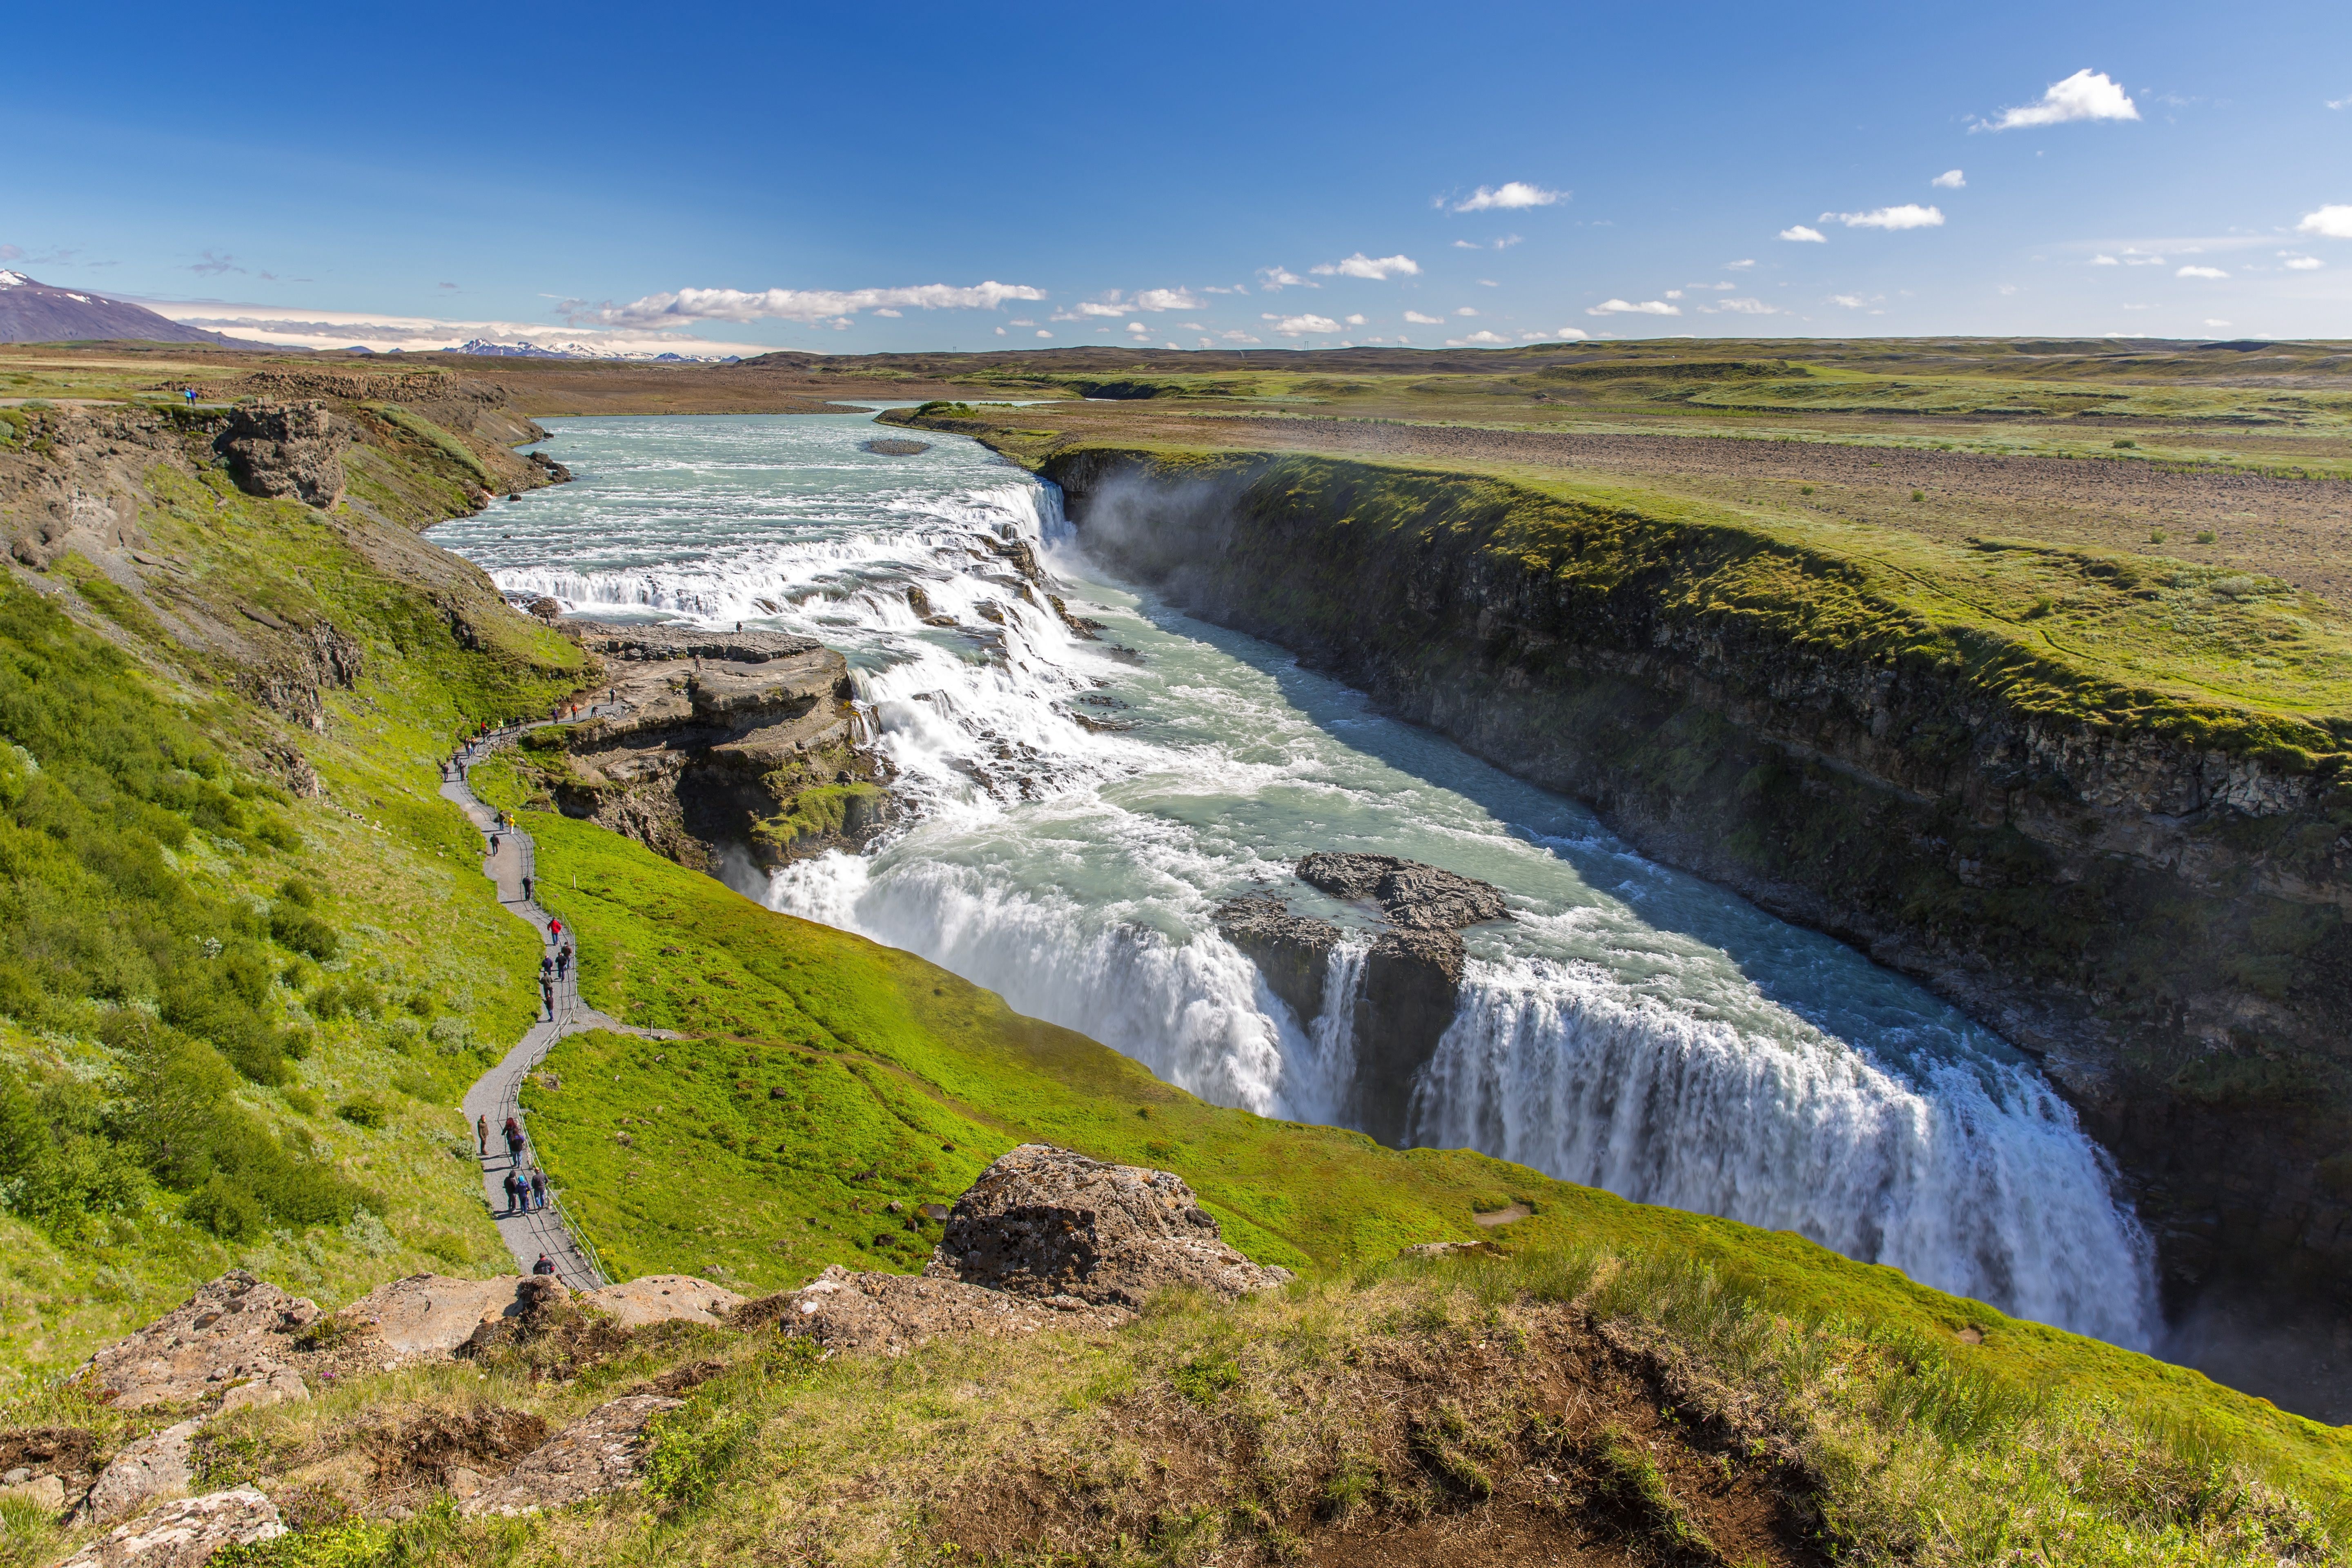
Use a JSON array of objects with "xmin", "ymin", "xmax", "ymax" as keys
[
  {"xmin": 215, "ymin": 401, "xmax": 350, "ymax": 509},
  {"xmin": 1214, "ymin": 894, "xmax": 1341, "ymax": 1026},
  {"xmin": 1353, "ymin": 927, "xmax": 1468, "ymax": 1147},
  {"xmin": 1296, "ymin": 851, "xmax": 1510, "ymax": 931}
]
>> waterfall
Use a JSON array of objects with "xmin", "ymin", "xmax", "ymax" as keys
[
  {"xmin": 1410, "ymin": 956, "xmax": 2156, "ymax": 1347},
  {"xmin": 440, "ymin": 412, "xmax": 2163, "ymax": 1350}
]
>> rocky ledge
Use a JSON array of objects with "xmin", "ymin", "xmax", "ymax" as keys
[
  {"xmin": 531, "ymin": 620, "xmax": 893, "ymax": 874},
  {"xmin": 1218, "ymin": 854, "xmax": 1510, "ymax": 1146}
]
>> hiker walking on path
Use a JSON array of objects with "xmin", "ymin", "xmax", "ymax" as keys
[
  {"xmin": 539, "ymin": 976, "xmax": 554, "ymax": 1020},
  {"xmin": 522, "ymin": 875, "xmax": 534, "ymax": 903},
  {"xmin": 503, "ymin": 1171, "xmax": 524, "ymax": 1215},
  {"xmin": 476, "ymin": 1114, "xmax": 488, "ymax": 1157},
  {"xmin": 533, "ymin": 1254, "xmax": 556, "ymax": 1276},
  {"xmin": 529, "ymin": 1167, "xmax": 547, "ymax": 1209},
  {"xmin": 504, "ymin": 1115, "xmax": 526, "ymax": 1165},
  {"xmin": 556, "ymin": 944, "xmax": 571, "ymax": 980}
]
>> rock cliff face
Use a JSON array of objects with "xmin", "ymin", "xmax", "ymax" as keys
[
  {"xmin": 1218, "ymin": 854, "xmax": 1510, "ymax": 1145},
  {"xmin": 533, "ymin": 621, "xmax": 889, "ymax": 875},
  {"xmin": 214, "ymin": 402, "xmax": 350, "ymax": 508},
  {"xmin": 1050, "ymin": 445, "xmax": 2352, "ymax": 1328}
]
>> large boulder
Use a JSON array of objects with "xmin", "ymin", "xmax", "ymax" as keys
[
  {"xmin": 1214, "ymin": 894, "xmax": 1340, "ymax": 1026},
  {"xmin": 924, "ymin": 1145, "xmax": 1292, "ymax": 1310},
  {"xmin": 78, "ymin": 1272, "xmax": 318, "ymax": 1409},
  {"xmin": 62, "ymin": 1488, "xmax": 283, "ymax": 1568},
  {"xmin": 339, "ymin": 1274, "xmax": 528, "ymax": 1357},
  {"xmin": 457, "ymin": 1395, "xmax": 680, "ymax": 1517},
  {"xmin": 736, "ymin": 1265, "xmax": 1112, "ymax": 1355},
  {"xmin": 584, "ymin": 1274, "xmax": 744, "ymax": 1328}
]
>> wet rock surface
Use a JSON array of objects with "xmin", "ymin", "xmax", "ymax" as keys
[
  {"xmin": 457, "ymin": 1395, "xmax": 680, "ymax": 1517},
  {"xmin": 63, "ymin": 1488, "xmax": 284, "ymax": 1568},
  {"xmin": 925, "ymin": 1145, "xmax": 1292, "ymax": 1308},
  {"xmin": 1224, "ymin": 856, "xmax": 1509, "ymax": 1146},
  {"xmin": 1214, "ymin": 893, "xmax": 1341, "ymax": 1026},
  {"xmin": 1296, "ymin": 851, "xmax": 1510, "ymax": 931},
  {"xmin": 77, "ymin": 1272, "xmax": 319, "ymax": 1410}
]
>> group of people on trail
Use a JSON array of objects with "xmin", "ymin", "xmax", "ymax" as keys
[{"xmin": 503, "ymin": 1163, "xmax": 548, "ymax": 1214}]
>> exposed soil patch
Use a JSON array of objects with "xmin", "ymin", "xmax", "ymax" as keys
[
  {"xmin": 0, "ymin": 1425, "xmax": 96, "ymax": 1488},
  {"xmin": 365, "ymin": 1404, "xmax": 551, "ymax": 1493},
  {"xmin": 929, "ymin": 1309, "xmax": 1822, "ymax": 1568}
]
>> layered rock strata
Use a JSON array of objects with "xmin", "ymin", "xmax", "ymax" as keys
[
  {"xmin": 1049, "ymin": 444, "xmax": 2352, "ymax": 1323},
  {"xmin": 533, "ymin": 620, "xmax": 890, "ymax": 873}
]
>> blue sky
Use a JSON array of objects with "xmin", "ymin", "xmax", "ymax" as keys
[{"xmin": 7, "ymin": 0, "xmax": 2352, "ymax": 354}]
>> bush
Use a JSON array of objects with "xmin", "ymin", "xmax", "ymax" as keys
[
  {"xmin": 271, "ymin": 906, "xmax": 341, "ymax": 961},
  {"xmin": 185, "ymin": 1172, "xmax": 264, "ymax": 1239},
  {"xmin": 336, "ymin": 1097, "xmax": 386, "ymax": 1129}
]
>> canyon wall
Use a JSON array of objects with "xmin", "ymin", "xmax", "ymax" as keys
[{"xmin": 1045, "ymin": 445, "xmax": 2352, "ymax": 1323}]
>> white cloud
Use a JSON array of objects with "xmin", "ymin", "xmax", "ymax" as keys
[
  {"xmin": 1931, "ymin": 169, "xmax": 1967, "ymax": 189},
  {"xmin": 2090, "ymin": 254, "xmax": 2120, "ymax": 265},
  {"xmin": 1036, "ymin": 329, "xmax": 1053, "ymax": 339},
  {"xmin": 2331, "ymin": 95, "xmax": 2352, "ymax": 110},
  {"xmin": 1220, "ymin": 330, "xmax": 1261, "ymax": 343},
  {"xmin": 1455, "ymin": 306, "xmax": 1478, "ymax": 316},
  {"xmin": 1493, "ymin": 234, "xmax": 1523, "ymax": 249},
  {"xmin": 1263, "ymin": 312, "xmax": 1343, "ymax": 336},
  {"xmin": 1452, "ymin": 182, "xmax": 1564, "ymax": 212},
  {"xmin": 1009, "ymin": 318, "xmax": 1035, "ymax": 326},
  {"xmin": 1344, "ymin": 313, "xmax": 1367, "ymax": 326},
  {"xmin": 1311, "ymin": 252, "xmax": 1422, "ymax": 280},
  {"xmin": 1256, "ymin": 265, "xmax": 1312, "ymax": 290},
  {"xmin": 2298, "ymin": 205, "xmax": 2352, "ymax": 239},
  {"xmin": 1403, "ymin": 310, "xmax": 1444, "ymax": 325},
  {"xmin": 1822, "ymin": 204, "xmax": 1944, "ymax": 230},
  {"xmin": 1125, "ymin": 320, "xmax": 1151, "ymax": 333},
  {"xmin": 994, "ymin": 326, "xmax": 1005, "ymax": 336},
  {"xmin": 1453, "ymin": 239, "xmax": 1481, "ymax": 249},
  {"xmin": 1477, "ymin": 278, "xmax": 1499, "ymax": 287},
  {"xmin": 1588, "ymin": 298, "xmax": 1681, "ymax": 316},
  {"xmin": 1664, "ymin": 290, "xmax": 1684, "ymax": 299},
  {"xmin": 1726, "ymin": 258, "xmax": 1755, "ymax": 268},
  {"xmin": 1980, "ymin": 69, "xmax": 2140, "ymax": 131},
  {"xmin": 1707, "ymin": 297, "xmax": 1780, "ymax": 314},
  {"xmin": 1180, "ymin": 322, "xmax": 1207, "ymax": 331},
  {"xmin": 1073, "ymin": 301, "xmax": 1128, "ymax": 317},
  {"xmin": 1165, "ymin": 343, "xmax": 1181, "ymax": 350},
  {"xmin": 135, "ymin": 298, "xmax": 774, "ymax": 357},
  {"xmin": 1554, "ymin": 327, "xmax": 1589, "ymax": 340},
  {"xmin": 1447, "ymin": 330, "xmax": 1511, "ymax": 345},
  {"xmin": 873, "ymin": 307, "xmax": 903, "ymax": 317},
  {"xmin": 2177, "ymin": 265, "xmax": 2228, "ymax": 278},
  {"xmin": 2205, "ymin": 319, "xmax": 2233, "ymax": 328},
  {"xmin": 1779, "ymin": 225, "xmax": 1827, "ymax": 243},
  {"xmin": 1128, "ymin": 287, "xmax": 1200, "ymax": 312},
  {"xmin": 2283, "ymin": 254, "xmax": 2325, "ymax": 270},
  {"xmin": 581, "ymin": 279, "xmax": 1045, "ymax": 327},
  {"xmin": 1828, "ymin": 294, "xmax": 1867, "ymax": 308}
]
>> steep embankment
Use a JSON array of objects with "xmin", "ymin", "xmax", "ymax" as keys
[
  {"xmin": 0, "ymin": 379, "xmax": 588, "ymax": 1381},
  {"xmin": 1020, "ymin": 443, "xmax": 2352, "ymax": 1323}
]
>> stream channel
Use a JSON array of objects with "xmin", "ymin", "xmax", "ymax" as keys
[{"xmin": 439, "ymin": 411, "xmax": 2158, "ymax": 1348}]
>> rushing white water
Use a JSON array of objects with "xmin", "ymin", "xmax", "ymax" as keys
[{"xmin": 438, "ymin": 412, "xmax": 2159, "ymax": 1347}]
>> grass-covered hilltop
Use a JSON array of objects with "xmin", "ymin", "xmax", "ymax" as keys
[{"xmin": 1, "ymin": 337, "xmax": 2349, "ymax": 1568}]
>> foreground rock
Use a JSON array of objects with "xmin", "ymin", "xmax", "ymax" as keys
[
  {"xmin": 927, "ymin": 1145, "xmax": 1292, "ymax": 1308},
  {"xmin": 339, "ymin": 1274, "xmax": 529, "ymax": 1357},
  {"xmin": 458, "ymin": 1395, "xmax": 680, "ymax": 1517},
  {"xmin": 78, "ymin": 1421, "xmax": 200, "ymax": 1527},
  {"xmin": 535, "ymin": 620, "xmax": 892, "ymax": 872},
  {"xmin": 584, "ymin": 1274, "xmax": 745, "ymax": 1327},
  {"xmin": 1219, "ymin": 855, "xmax": 1511, "ymax": 1145},
  {"xmin": 63, "ymin": 1488, "xmax": 283, "ymax": 1568},
  {"xmin": 77, "ymin": 1272, "xmax": 318, "ymax": 1409},
  {"xmin": 736, "ymin": 1265, "xmax": 1113, "ymax": 1355}
]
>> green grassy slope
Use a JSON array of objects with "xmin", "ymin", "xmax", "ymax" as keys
[
  {"xmin": 0, "ymin": 422, "xmax": 586, "ymax": 1388},
  {"xmin": 487, "ymin": 802, "xmax": 2351, "ymax": 1503}
]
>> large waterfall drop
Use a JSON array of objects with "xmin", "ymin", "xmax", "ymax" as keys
[{"xmin": 439, "ymin": 412, "xmax": 2158, "ymax": 1349}]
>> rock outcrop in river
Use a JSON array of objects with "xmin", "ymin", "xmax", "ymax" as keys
[
  {"xmin": 1219, "ymin": 854, "xmax": 1510, "ymax": 1146},
  {"xmin": 537, "ymin": 621, "xmax": 891, "ymax": 874}
]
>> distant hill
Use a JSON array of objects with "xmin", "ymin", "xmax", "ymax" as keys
[{"xmin": 0, "ymin": 270, "xmax": 241, "ymax": 345}]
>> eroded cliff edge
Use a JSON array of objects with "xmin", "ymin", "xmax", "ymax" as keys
[{"xmin": 1040, "ymin": 444, "xmax": 2352, "ymax": 1326}]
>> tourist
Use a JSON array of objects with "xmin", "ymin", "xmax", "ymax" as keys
[
  {"xmin": 504, "ymin": 1116, "xmax": 525, "ymax": 1163},
  {"xmin": 476, "ymin": 1114, "xmax": 488, "ymax": 1157},
  {"xmin": 503, "ymin": 1171, "xmax": 523, "ymax": 1214},
  {"xmin": 522, "ymin": 875, "xmax": 534, "ymax": 902},
  {"xmin": 529, "ymin": 1167, "xmax": 547, "ymax": 1208},
  {"xmin": 532, "ymin": 1254, "xmax": 556, "ymax": 1276}
]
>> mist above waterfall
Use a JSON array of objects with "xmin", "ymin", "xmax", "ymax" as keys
[{"xmin": 439, "ymin": 412, "xmax": 2159, "ymax": 1348}]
